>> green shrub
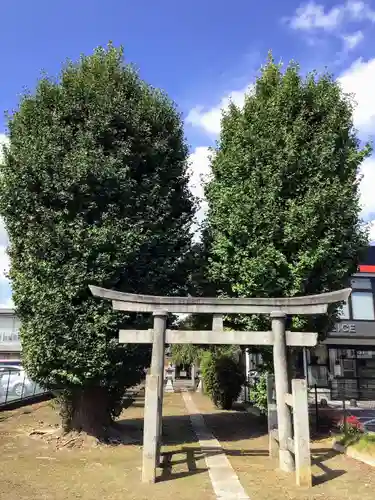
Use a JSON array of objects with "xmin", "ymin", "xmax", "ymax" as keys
[
  {"xmin": 201, "ymin": 351, "xmax": 245, "ymax": 410},
  {"xmin": 249, "ymin": 373, "xmax": 269, "ymax": 414}
]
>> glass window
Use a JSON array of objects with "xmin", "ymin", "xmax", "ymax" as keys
[
  {"xmin": 337, "ymin": 348, "xmax": 356, "ymax": 359},
  {"xmin": 338, "ymin": 301, "xmax": 350, "ymax": 319},
  {"xmin": 342, "ymin": 358, "xmax": 356, "ymax": 377},
  {"xmin": 358, "ymin": 358, "xmax": 375, "ymax": 378},
  {"xmin": 308, "ymin": 365, "xmax": 329, "ymax": 387},
  {"xmin": 351, "ymin": 291, "xmax": 375, "ymax": 320},
  {"xmin": 0, "ymin": 329, "xmax": 19, "ymax": 342},
  {"xmin": 350, "ymin": 278, "xmax": 372, "ymax": 290}
]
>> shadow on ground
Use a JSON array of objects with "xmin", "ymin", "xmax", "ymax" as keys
[
  {"xmin": 116, "ymin": 395, "xmax": 267, "ymax": 448},
  {"xmin": 157, "ymin": 445, "xmax": 270, "ymax": 483},
  {"xmin": 116, "ymin": 394, "xmax": 346, "ymax": 488},
  {"xmin": 311, "ymin": 448, "xmax": 346, "ymax": 485},
  {"xmin": 157, "ymin": 447, "xmax": 346, "ymax": 486}
]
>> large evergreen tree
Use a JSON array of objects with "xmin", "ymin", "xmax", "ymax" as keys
[
  {"xmin": 0, "ymin": 45, "xmax": 195, "ymax": 437},
  {"xmin": 204, "ymin": 56, "xmax": 370, "ymax": 340}
]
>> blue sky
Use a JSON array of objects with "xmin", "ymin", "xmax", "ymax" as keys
[{"xmin": 0, "ymin": 0, "xmax": 375, "ymax": 305}]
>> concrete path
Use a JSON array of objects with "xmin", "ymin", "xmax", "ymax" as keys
[{"xmin": 182, "ymin": 392, "xmax": 250, "ymax": 500}]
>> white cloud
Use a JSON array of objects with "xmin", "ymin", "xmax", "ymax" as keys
[
  {"xmin": 0, "ymin": 133, "xmax": 8, "ymax": 163},
  {"xmin": 286, "ymin": 1, "xmax": 375, "ymax": 53},
  {"xmin": 188, "ymin": 147, "xmax": 211, "ymax": 233},
  {"xmin": 341, "ymin": 30, "xmax": 364, "ymax": 50},
  {"xmin": 0, "ymin": 246, "xmax": 10, "ymax": 282},
  {"xmin": 289, "ymin": 2, "xmax": 344, "ymax": 31},
  {"xmin": 359, "ymin": 157, "xmax": 375, "ymax": 219},
  {"xmin": 188, "ymin": 147, "xmax": 211, "ymax": 203},
  {"xmin": 346, "ymin": 0, "xmax": 375, "ymax": 21},
  {"xmin": 338, "ymin": 57, "xmax": 375, "ymax": 133},
  {"xmin": 288, "ymin": 1, "xmax": 375, "ymax": 32},
  {"xmin": 186, "ymin": 84, "xmax": 252, "ymax": 136}
]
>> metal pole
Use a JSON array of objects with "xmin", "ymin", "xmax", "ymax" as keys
[
  {"xmin": 271, "ymin": 311, "xmax": 295, "ymax": 473},
  {"xmin": 315, "ymin": 384, "xmax": 319, "ymax": 432},
  {"xmin": 245, "ymin": 348, "xmax": 250, "ymax": 402},
  {"xmin": 303, "ymin": 347, "xmax": 308, "ymax": 382}
]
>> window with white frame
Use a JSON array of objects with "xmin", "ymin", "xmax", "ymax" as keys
[
  {"xmin": 351, "ymin": 291, "xmax": 375, "ymax": 320},
  {"xmin": 350, "ymin": 278, "xmax": 372, "ymax": 290}
]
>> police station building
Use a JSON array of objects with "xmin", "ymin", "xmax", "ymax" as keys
[{"xmin": 307, "ymin": 246, "xmax": 375, "ymax": 402}]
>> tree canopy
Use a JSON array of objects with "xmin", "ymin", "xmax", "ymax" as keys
[
  {"xmin": 0, "ymin": 45, "xmax": 195, "ymax": 434},
  {"xmin": 203, "ymin": 56, "xmax": 370, "ymax": 336}
]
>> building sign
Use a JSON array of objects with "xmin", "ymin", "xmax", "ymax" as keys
[
  {"xmin": 357, "ymin": 350, "xmax": 375, "ymax": 359},
  {"xmin": 331, "ymin": 323, "xmax": 356, "ymax": 334}
]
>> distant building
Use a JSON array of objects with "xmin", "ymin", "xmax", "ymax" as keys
[
  {"xmin": 0, "ymin": 309, "xmax": 21, "ymax": 361},
  {"xmin": 308, "ymin": 246, "xmax": 375, "ymax": 402},
  {"xmin": 245, "ymin": 246, "xmax": 375, "ymax": 403}
]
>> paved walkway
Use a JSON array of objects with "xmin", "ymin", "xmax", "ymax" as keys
[
  {"xmin": 183, "ymin": 392, "xmax": 249, "ymax": 499},
  {"xmin": 183, "ymin": 392, "xmax": 375, "ymax": 500}
]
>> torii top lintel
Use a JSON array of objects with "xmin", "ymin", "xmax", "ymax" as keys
[{"xmin": 89, "ymin": 286, "xmax": 351, "ymax": 316}]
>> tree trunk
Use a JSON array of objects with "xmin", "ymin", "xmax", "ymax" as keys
[
  {"xmin": 59, "ymin": 391, "xmax": 74, "ymax": 433},
  {"xmin": 61, "ymin": 387, "xmax": 112, "ymax": 439}
]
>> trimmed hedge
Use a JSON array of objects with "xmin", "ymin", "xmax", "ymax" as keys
[{"xmin": 201, "ymin": 351, "xmax": 245, "ymax": 410}]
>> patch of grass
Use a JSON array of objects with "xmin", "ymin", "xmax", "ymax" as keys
[{"xmin": 338, "ymin": 433, "xmax": 375, "ymax": 456}]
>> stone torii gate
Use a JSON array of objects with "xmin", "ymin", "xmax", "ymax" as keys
[{"xmin": 89, "ymin": 285, "xmax": 351, "ymax": 485}]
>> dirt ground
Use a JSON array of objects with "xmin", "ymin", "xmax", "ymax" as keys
[
  {"xmin": 0, "ymin": 393, "xmax": 214, "ymax": 500},
  {"xmin": 1, "ymin": 393, "xmax": 375, "ymax": 500}
]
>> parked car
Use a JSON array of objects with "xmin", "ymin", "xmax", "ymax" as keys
[{"xmin": 0, "ymin": 365, "xmax": 34, "ymax": 398}]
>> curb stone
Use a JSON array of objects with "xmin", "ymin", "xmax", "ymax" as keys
[{"xmin": 332, "ymin": 439, "xmax": 375, "ymax": 468}]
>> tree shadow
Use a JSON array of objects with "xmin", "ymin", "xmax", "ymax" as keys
[
  {"xmin": 116, "ymin": 398, "xmax": 267, "ymax": 447},
  {"xmin": 311, "ymin": 448, "xmax": 346, "ymax": 486}
]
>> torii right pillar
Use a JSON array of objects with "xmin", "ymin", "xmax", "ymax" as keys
[{"xmin": 271, "ymin": 311, "xmax": 294, "ymax": 472}]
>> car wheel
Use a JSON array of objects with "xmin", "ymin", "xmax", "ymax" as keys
[{"xmin": 13, "ymin": 383, "xmax": 24, "ymax": 398}]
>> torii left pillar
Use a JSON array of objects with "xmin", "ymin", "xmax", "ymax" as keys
[{"xmin": 142, "ymin": 310, "xmax": 167, "ymax": 483}]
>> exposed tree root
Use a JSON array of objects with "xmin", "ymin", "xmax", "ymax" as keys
[{"xmin": 28, "ymin": 424, "xmax": 139, "ymax": 449}]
